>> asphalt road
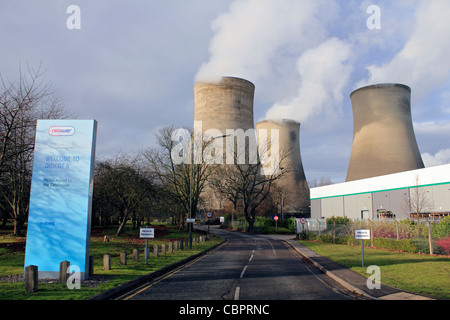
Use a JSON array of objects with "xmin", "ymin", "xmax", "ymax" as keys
[{"xmin": 115, "ymin": 226, "xmax": 360, "ymax": 300}]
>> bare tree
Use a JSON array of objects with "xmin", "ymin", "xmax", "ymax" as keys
[
  {"xmin": 209, "ymin": 143, "xmax": 288, "ymax": 232},
  {"xmin": 0, "ymin": 64, "xmax": 70, "ymax": 235},
  {"xmin": 94, "ymin": 153, "xmax": 154, "ymax": 236},
  {"xmin": 143, "ymin": 126, "xmax": 216, "ymax": 228}
]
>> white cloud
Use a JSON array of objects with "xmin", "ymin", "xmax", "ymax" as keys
[
  {"xmin": 195, "ymin": 0, "xmax": 338, "ymax": 83},
  {"xmin": 422, "ymin": 149, "xmax": 450, "ymax": 167},
  {"xmin": 358, "ymin": 0, "xmax": 450, "ymax": 99},
  {"xmin": 264, "ymin": 37, "xmax": 353, "ymax": 124}
]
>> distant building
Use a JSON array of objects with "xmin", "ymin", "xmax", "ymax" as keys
[{"xmin": 311, "ymin": 164, "xmax": 450, "ymax": 220}]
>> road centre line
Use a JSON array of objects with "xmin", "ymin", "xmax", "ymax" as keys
[
  {"xmin": 240, "ymin": 265, "xmax": 248, "ymax": 278},
  {"xmin": 234, "ymin": 287, "xmax": 240, "ymax": 300},
  {"xmin": 116, "ymin": 241, "xmax": 226, "ymax": 300}
]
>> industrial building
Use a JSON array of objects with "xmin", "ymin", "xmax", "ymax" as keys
[
  {"xmin": 311, "ymin": 164, "xmax": 450, "ymax": 220},
  {"xmin": 308, "ymin": 82, "xmax": 450, "ymax": 221},
  {"xmin": 193, "ymin": 76, "xmax": 310, "ymax": 214}
]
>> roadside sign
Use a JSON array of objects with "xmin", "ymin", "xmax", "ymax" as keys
[
  {"xmin": 186, "ymin": 218, "xmax": 195, "ymax": 223},
  {"xmin": 140, "ymin": 228, "xmax": 155, "ymax": 239},
  {"xmin": 300, "ymin": 218, "xmax": 307, "ymax": 224},
  {"xmin": 274, "ymin": 215, "xmax": 279, "ymax": 221},
  {"xmin": 355, "ymin": 229, "xmax": 370, "ymax": 267},
  {"xmin": 355, "ymin": 229, "xmax": 371, "ymax": 240},
  {"xmin": 207, "ymin": 212, "xmax": 212, "ymax": 218}
]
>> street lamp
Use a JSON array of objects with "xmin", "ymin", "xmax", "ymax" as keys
[
  {"xmin": 189, "ymin": 133, "xmax": 230, "ymax": 249},
  {"xmin": 280, "ymin": 167, "xmax": 284, "ymax": 220}
]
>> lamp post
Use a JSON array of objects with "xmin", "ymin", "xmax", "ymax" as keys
[{"xmin": 189, "ymin": 133, "xmax": 229, "ymax": 249}]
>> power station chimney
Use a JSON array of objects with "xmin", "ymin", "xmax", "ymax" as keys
[
  {"xmin": 346, "ymin": 83, "xmax": 424, "ymax": 182},
  {"xmin": 256, "ymin": 119, "xmax": 310, "ymax": 213},
  {"xmin": 194, "ymin": 76, "xmax": 255, "ymax": 134},
  {"xmin": 193, "ymin": 76, "xmax": 256, "ymax": 209}
]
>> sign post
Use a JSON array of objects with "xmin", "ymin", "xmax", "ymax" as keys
[
  {"xmin": 24, "ymin": 120, "xmax": 97, "ymax": 280},
  {"xmin": 355, "ymin": 229, "xmax": 371, "ymax": 267},
  {"xmin": 140, "ymin": 227, "xmax": 155, "ymax": 264}
]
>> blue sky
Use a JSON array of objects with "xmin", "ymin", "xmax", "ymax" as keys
[{"xmin": 1, "ymin": 0, "xmax": 449, "ymax": 183}]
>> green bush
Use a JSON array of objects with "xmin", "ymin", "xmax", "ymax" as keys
[{"xmin": 433, "ymin": 216, "xmax": 450, "ymax": 239}]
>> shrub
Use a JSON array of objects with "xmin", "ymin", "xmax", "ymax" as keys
[
  {"xmin": 435, "ymin": 237, "xmax": 450, "ymax": 255},
  {"xmin": 433, "ymin": 216, "xmax": 450, "ymax": 239}
]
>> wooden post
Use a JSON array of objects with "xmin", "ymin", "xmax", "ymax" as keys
[
  {"xmin": 25, "ymin": 265, "xmax": 38, "ymax": 293},
  {"xmin": 133, "ymin": 249, "xmax": 139, "ymax": 262},
  {"xmin": 59, "ymin": 261, "xmax": 70, "ymax": 283},
  {"xmin": 180, "ymin": 239, "xmax": 184, "ymax": 250},
  {"xmin": 120, "ymin": 252, "xmax": 127, "ymax": 265},
  {"xmin": 394, "ymin": 218, "xmax": 400, "ymax": 241},
  {"xmin": 168, "ymin": 242, "xmax": 173, "ymax": 254},
  {"xmin": 174, "ymin": 240, "xmax": 179, "ymax": 251},
  {"xmin": 103, "ymin": 254, "xmax": 111, "ymax": 270},
  {"xmin": 425, "ymin": 217, "xmax": 434, "ymax": 255},
  {"xmin": 153, "ymin": 245, "xmax": 159, "ymax": 257},
  {"xmin": 89, "ymin": 256, "xmax": 94, "ymax": 276},
  {"xmin": 333, "ymin": 220, "xmax": 336, "ymax": 244},
  {"xmin": 161, "ymin": 243, "xmax": 166, "ymax": 255}
]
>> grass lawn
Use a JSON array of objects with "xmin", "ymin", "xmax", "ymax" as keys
[
  {"xmin": 0, "ymin": 223, "xmax": 223, "ymax": 300},
  {"xmin": 298, "ymin": 240, "xmax": 450, "ymax": 299}
]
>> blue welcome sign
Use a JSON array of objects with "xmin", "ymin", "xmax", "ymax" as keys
[{"xmin": 24, "ymin": 120, "xmax": 97, "ymax": 280}]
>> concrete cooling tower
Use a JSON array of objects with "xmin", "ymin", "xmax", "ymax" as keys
[
  {"xmin": 193, "ymin": 76, "xmax": 256, "ymax": 210},
  {"xmin": 194, "ymin": 76, "xmax": 255, "ymax": 133},
  {"xmin": 256, "ymin": 119, "xmax": 310, "ymax": 213},
  {"xmin": 346, "ymin": 83, "xmax": 424, "ymax": 182}
]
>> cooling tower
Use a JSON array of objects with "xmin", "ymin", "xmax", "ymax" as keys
[
  {"xmin": 256, "ymin": 119, "xmax": 310, "ymax": 213},
  {"xmin": 193, "ymin": 76, "xmax": 256, "ymax": 210},
  {"xmin": 346, "ymin": 83, "xmax": 424, "ymax": 182},
  {"xmin": 194, "ymin": 76, "xmax": 255, "ymax": 133}
]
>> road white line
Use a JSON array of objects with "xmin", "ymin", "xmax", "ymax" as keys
[
  {"xmin": 235, "ymin": 287, "xmax": 240, "ymax": 300},
  {"xmin": 240, "ymin": 265, "xmax": 248, "ymax": 278},
  {"xmin": 249, "ymin": 254, "xmax": 254, "ymax": 262}
]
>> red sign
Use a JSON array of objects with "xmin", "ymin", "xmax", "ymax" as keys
[{"xmin": 274, "ymin": 215, "xmax": 279, "ymax": 221}]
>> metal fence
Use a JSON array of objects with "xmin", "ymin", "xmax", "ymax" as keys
[{"xmin": 298, "ymin": 218, "xmax": 450, "ymax": 255}]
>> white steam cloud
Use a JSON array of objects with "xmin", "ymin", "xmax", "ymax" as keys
[
  {"xmin": 265, "ymin": 37, "xmax": 353, "ymax": 123},
  {"xmin": 195, "ymin": 0, "xmax": 338, "ymax": 86},
  {"xmin": 358, "ymin": 0, "xmax": 450, "ymax": 100}
]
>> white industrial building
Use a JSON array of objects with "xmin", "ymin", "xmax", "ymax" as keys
[{"xmin": 310, "ymin": 164, "xmax": 450, "ymax": 220}]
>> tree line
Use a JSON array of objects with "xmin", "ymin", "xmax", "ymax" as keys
[{"xmin": 1, "ymin": 68, "xmax": 302, "ymax": 236}]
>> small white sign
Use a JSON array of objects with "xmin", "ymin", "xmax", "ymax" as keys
[
  {"xmin": 355, "ymin": 229, "xmax": 371, "ymax": 240},
  {"xmin": 186, "ymin": 218, "xmax": 196, "ymax": 223},
  {"xmin": 140, "ymin": 228, "xmax": 155, "ymax": 238}
]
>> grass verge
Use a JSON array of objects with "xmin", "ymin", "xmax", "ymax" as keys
[
  {"xmin": 0, "ymin": 224, "xmax": 223, "ymax": 300},
  {"xmin": 297, "ymin": 240, "xmax": 450, "ymax": 299}
]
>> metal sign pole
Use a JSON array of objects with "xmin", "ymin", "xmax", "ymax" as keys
[
  {"xmin": 145, "ymin": 238, "xmax": 148, "ymax": 264},
  {"xmin": 145, "ymin": 224, "xmax": 149, "ymax": 264},
  {"xmin": 361, "ymin": 239, "xmax": 364, "ymax": 267}
]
